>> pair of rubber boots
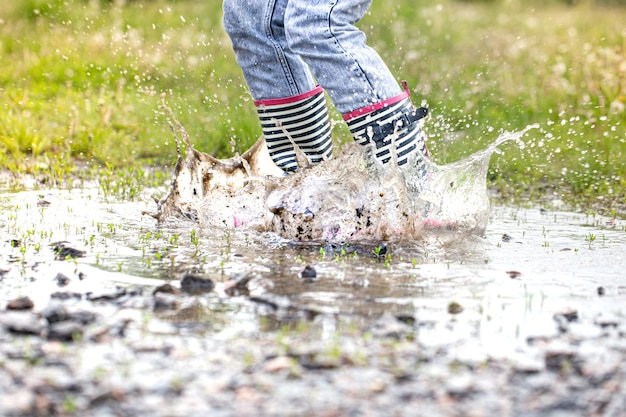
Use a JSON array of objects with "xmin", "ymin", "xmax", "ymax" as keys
[{"xmin": 254, "ymin": 82, "xmax": 429, "ymax": 175}]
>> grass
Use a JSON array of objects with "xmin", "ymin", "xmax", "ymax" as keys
[{"xmin": 0, "ymin": 0, "xmax": 624, "ymax": 213}]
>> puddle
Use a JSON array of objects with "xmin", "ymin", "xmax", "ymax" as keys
[
  {"xmin": 1, "ymin": 118, "xmax": 625, "ymax": 364},
  {"xmin": 2, "ymin": 177, "xmax": 625, "ymax": 417},
  {"xmin": 1, "ymin": 181, "xmax": 625, "ymax": 358}
]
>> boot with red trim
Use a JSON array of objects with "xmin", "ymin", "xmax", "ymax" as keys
[
  {"xmin": 255, "ymin": 86, "xmax": 333, "ymax": 173},
  {"xmin": 343, "ymin": 81, "xmax": 429, "ymax": 177}
]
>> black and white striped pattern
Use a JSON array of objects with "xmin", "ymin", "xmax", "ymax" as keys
[
  {"xmin": 256, "ymin": 90, "xmax": 333, "ymax": 173},
  {"xmin": 346, "ymin": 98, "xmax": 427, "ymax": 168}
]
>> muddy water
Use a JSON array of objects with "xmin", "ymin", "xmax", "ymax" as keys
[
  {"xmin": 2, "ymin": 177, "xmax": 626, "ymax": 416},
  {"xmin": 1, "ymin": 184, "xmax": 624, "ymax": 353}
]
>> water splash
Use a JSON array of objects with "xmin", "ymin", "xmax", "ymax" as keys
[{"xmin": 146, "ymin": 107, "xmax": 537, "ymax": 243}]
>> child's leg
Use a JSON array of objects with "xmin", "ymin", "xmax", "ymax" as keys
[
  {"xmin": 223, "ymin": 0, "xmax": 314, "ymax": 99},
  {"xmin": 284, "ymin": 0, "xmax": 429, "ymax": 170},
  {"xmin": 284, "ymin": 0, "xmax": 400, "ymax": 113},
  {"xmin": 223, "ymin": 0, "xmax": 333, "ymax": 172}
]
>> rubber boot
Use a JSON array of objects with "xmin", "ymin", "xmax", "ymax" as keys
[
  {"xmin": 343, "ymin": 81, "xmax": 429, "ymax": 172},
  {"xmin": 255, "ymin": 86, "xmax": 333, "ymax": 173}
]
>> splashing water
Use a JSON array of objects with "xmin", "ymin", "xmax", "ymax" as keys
[{"xmin": 147, "ymin": 109, "xmax": 537, "ymax": 243}]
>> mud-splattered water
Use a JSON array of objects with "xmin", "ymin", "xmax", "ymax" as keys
[{"xmin": 150, "ymin": 113, "xmax": 537, "ymax": 243}]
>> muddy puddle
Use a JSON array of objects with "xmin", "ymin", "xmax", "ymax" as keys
[
  {"xmin": 2, "ymin": 119, "xmax": 626, "ymax": 415},
  {"xmin": 1, "ymin": 177, "xmax": 626, "ymax": 416},
  {"xmin": 1, "ymin": 183, "xmax": 625, "ymax": 345}
]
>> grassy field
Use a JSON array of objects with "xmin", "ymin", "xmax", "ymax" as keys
[{"xmin": 0, "ymin": 0, "xmax": 624, "ymax": 213}]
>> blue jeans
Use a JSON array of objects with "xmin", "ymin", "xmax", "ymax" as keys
[{"xmin": 223, "ymin": 0, "xmax": 403, "ymax": 114}]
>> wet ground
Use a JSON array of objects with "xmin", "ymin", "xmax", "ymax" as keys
[{"xmin": 1, "ymin": 182, "xmax": 626, "ymax": 416}]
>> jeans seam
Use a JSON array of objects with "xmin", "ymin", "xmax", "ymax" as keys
[
  {"xmin": 326, "ymin": 0, "xmax": 379, "ymax": 101},
  {"xmin": 264, "ymin": 0, "xmax": 299, "ymax": 96}
]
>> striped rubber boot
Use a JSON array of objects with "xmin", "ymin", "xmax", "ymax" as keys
[
  {"xmin": 344, "ymin": 81, "xmax": 429, "ymax": 172},
  {"xmin": 255, "ymin": 86, "xmax": 333, "ymax": 173}
]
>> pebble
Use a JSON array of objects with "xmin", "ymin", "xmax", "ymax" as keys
[
  {"xmin": 180, "ymin": 273, "xmax": 215, "ymax": 294},
  {"xmin": 506, "ymin": 270, "xmax": 522, "ymax": 279},
  {"xmin": 55, "ymin": 272, "xmax": 71, "ymax": 286},
  {"xmin": 0, "ymin": 311, "xmax": 45, "ymax": 335},
  {"xmin": 6, "ymin": 296, "xmax": 34, "ymax": 310},
  {"xmin": 554, "ymin": 308, "xmax": 578, "ymax": 323},
  {"xmin": 87, "ymin": 287, "xmax": 128, "ymax": 301},
  {"xmin": 153, "ymin": 292, "xmax": 180, "ymax": 311},
  {"xmin": 299, "ymin": 264, "xmax": 317, "ymax": 281},
  {"xmin": 153, "ymin": 282, "xmax": 179, "ymax": 295},
  {"xmin": 447, "ymin": 301, "xmax": 464, "ymax": 315},
  {"xmin": 51, "ymin": 242, "xmax": 86, "ymax": 260},
  {"xmin": 48, "ymin": 320, "xmax": 84, "ymax": 341},
  {"xmin": 50, "ymin": 291, "xmax": 82, "ymax": 300}
]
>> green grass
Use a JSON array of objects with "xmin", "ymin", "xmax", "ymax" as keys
[{"xmin": 0, "ymin": 0, "xmax": 624, "ymax": 213}]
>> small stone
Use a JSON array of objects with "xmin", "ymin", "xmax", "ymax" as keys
[
  {"xmin": 447, "ymin": 301, "xmax": 464, "ymax": 315},
  {"xmin": 6, "ymin": 296, "xmax": 34, "ymax": 310},
  {"xmin": 51, "ymin": 242, "xmax": 86, "ymax": 260},
  {"xmin": 153, "ymin": 293, "xmax": 180, "ymax": 311},
  {"xmin": 501, "ymin": 233, "xmax": 513, "ymax": 242},
  {"xmin": 41, "ymin": 302, "xmax": 97, "ymax": 325},
  {"xmin": 50, "ymin": 291, "xmax": 82, "ymax": 300},
  {"xmin": 0, "ymin": 311, "xmax": 45, "ymax": 335},
  {"xmin": 554, "ymin": 308, "xmax": 578, "ymax": 323},
  {"xmin": 55, "ymin": 272, "xmax": 70, "ymax": 286},
  {"xmin": 223, "ymin": 273, "xmax": 254, "ymax": 296},
  {"xmin": 395, "ymin": 314, "xmax": 416, "ymax": 326},
  {"xmin": 126, "ymin": 286, "xmax": 143, "ymax": 297},
  {"xmin": 87, "ymin": 287, "xmax": 127, "ymax": 301},
  {"xmin": 48, "ymin": 320, "xmax": 84, "ymax": 341},
  {"xmin": 597, "ymin": 286, "xmax": 605, "ymax": 296},
  {"xmin": 180, "ymin": 272, "xmax": 215, "ymax": 294},
  {"xmin": 68, "ymin": 310, "xmax": 98, "ymax": 325},
  {"xmin": 42, "ymin": 303, "xmax": 69, "ymax": 324},
  {"xmin": 544, "ymin": 343, "xmax": 579, "ymax": 373},
  {"xmin": 229, "ymin": 273, "xmax": 253, "ymax": 289},
  {"xmin": 153, "ymin": 283, "xmax": 179, "ymax": 296},
  {"xmin": 299, "ymin": 265, "xmax": 317, "ymax": 281},
  {"xmin": 249, "ymin": 295, "xmax": 284, "ymax": 312},
  {"xmin": 594, "ymin": 314, "xmax": 619, "ymax": 329}
]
